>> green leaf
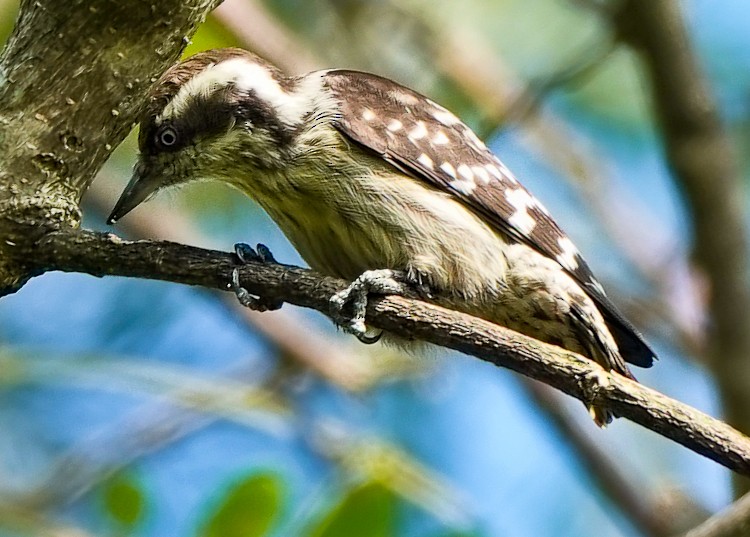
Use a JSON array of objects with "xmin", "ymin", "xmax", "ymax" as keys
[
  {"xmin": 102, "ymin": 472, "xmax": 146, "ymax": 528},
  {"xmin": 307, "ymin": 482, "xmax": 396, "ymax": 537},
  {"xmin": 200, "ymin": 472, "xmax": 283, "ymax": 537}
]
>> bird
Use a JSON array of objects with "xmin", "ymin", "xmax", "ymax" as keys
[{"xmin": 108, "ymin": 48, "xmax": 655, "ymax": 425}]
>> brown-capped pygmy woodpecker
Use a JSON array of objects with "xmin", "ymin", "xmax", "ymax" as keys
[{"xmin": 108, "ymin": 48, "xmax": 655, "ymax": 425}]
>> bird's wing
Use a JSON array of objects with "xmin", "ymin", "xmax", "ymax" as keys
[{"xmin": 324, "ymin": 69, "xmax": 655, "ymax": 367}]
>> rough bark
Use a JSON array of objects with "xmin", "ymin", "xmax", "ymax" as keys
[{"xmin": 0, "ymin": 0, "xmax": 222, "ymax": 292}]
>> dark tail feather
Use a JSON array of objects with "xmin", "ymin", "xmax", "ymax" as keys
[{"xmin": 605, "ymin": 312, "xmax": 656, "ymax": 368}]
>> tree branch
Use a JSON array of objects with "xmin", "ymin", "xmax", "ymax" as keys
[{"xmin": 30, "ymin": 227, "xmax": 750, "ymax": 477}]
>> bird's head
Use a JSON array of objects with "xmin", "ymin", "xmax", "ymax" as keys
[{"xmin": 107, "ymin": 48, "xmax": 312, "ymax": 224}]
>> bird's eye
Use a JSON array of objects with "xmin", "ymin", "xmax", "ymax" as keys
[{"xmin": 156, "ymin": 126, "xmax": 179, "ymax": 149}]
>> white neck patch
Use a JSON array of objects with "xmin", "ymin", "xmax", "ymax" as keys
[{"xmin": 163, "ymin": 57, "xmax": 328, "ymax": 127}]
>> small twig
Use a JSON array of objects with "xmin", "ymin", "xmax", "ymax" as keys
[
  {"xmin": 500, "ymin": 37, "xmax": 617, "ymax": 125},
  {"xmin": 30, "ymin": 228, "xmax": 750, "ymax": 477},
  {"xmin": 684, "ymin": 491, "xmax": 750, "ymax": 537}
]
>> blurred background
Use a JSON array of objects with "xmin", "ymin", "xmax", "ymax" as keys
[{"xmin": 1, "ymin": 0, "xmax": 749, "ymax": 535}]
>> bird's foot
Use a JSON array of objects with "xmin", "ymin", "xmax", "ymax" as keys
[
  {"xmin": 330, "ymin": 269, "xmax": 419, "ymax": 344},
  {"xmin": 581, "ymin": 369, "xmax": 613, "ymax": 428},
  {"xmin": 231, "ymin": 242, "xmax": 283, "ymax": 312}
]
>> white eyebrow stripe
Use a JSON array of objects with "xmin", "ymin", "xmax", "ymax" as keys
[{"xmin": 164, "ymin": 58, "xmax": 325, "ymax": 126}]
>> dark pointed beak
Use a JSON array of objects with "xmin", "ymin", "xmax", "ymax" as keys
[{"xmin": 107, "ymin": 162, "xmax": 157, "ymax": 224}]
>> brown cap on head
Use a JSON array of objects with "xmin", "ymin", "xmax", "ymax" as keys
[{"xmin": 138, "ymin": 48, "xmax": 259, "ymax": 149}]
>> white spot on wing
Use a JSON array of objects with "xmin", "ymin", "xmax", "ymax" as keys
[
  {"xmin": 440, "ymin": 162, "xmax": 457, "ymax": 179},
  {"xmin": 432, "ymin": 130, "xmax": 450, "ymax": 145},
  {"xmin": 457, "ymin": 164, "xmax": 474, "ymax": 182},
  {"xmin": 509, "ymin": 212, "xmax": 536, "ymax": 235},
  {"xmin": 506, "ymin": 188, "xmax": 533, "ymax": 210},
  {"xmin": 472, "ymin": 166, "xmax": 490, "ymax": 184},
  {"xmin": 486, "ymin": 164, "xmax": 504, "ymax": 180},
  {"xmin": 589, "ymin": 278, "xmax": 606, "ymax": 296},
  {"xmin": 506, "ymin": 188, "xmax": 537, "ymax": 235},
  {"xmin": 484, "ymin": 160, "xmax": 518, "ymax": 185},
  {"xmin": 362, "ymin": 108, "xmax": 376, "ymax": 121},
  {"xmin": 450, "ymin": 179, "xmax": 477, "ymax": 195},
  {"xmin": 390, "ymin": 90, "xmax": 419, "ymax": 105},
  {"xmin": 387, "ymin": 119, "xmax": 403, "ymax": 132},
  {"xmin": 417, "ymin": 153, "xmax": 434, "ymax": 169},
  {"xmin": 431, "ymin": 108, "xmax": 461, "ymax": 126},
  {"xmin": 463, "ymin": 127, "xmax": 488, "ymax": 151},
  {"xmin": 408, "ymin": 121, "xmax": 428, "ymax": 140},
  {"xmin": 556, "ymin": 237, "xmax": 580, "ymax": 271},
  {"xmin": 495, "ymin": 160, "xmax": 519, "ymax": 185}
]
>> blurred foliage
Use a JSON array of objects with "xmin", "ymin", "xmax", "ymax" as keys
[
  {"xmin": 101, "ymin": 471, "xmax": 147, "ymax": 530},
  {"xmin": 0, "ymin": 0, "xmax": 17, "ymax": 45},
  {"xmin": 194, "ymin": 475, "xmax": 419, "ymax": 537},
  {"xmin": 562, "ymin": 46, "xmax": 651, "ymax": 131},
  {"xmin": 307, "ymin": 482, "xmax": 396, "ymax": 537},
  {"xmin": 2, "ymin": 0, "xmax": 749, "ymax": 536},
  {"xmin": 199, "ymin": 472, "xmax": 283, "ymax": 537},
  {"xmin": 184, "ymin": 14, "xmax": 242, "ymax": 59}
]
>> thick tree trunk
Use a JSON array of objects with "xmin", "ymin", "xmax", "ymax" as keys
[{"xmin": 0, "ymin": 0, "xmax": 222, "ymax": 292}]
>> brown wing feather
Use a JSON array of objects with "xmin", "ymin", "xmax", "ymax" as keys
[{"xmin": 324, "ymin": 69, "xmax": 655, "ymax": 367}]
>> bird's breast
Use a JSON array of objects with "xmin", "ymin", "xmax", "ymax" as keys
[{"xmin": 247, "ymin": 162, "xmax": 512, "ymax": 298}]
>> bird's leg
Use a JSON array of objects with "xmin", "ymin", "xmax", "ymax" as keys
[
  {"xmin": 231, "ymin": 243, "xmax": 284, "ymax": 312},
  {"xmin": 330, "ymin": 269, "xmax": 432, "ymax": 344}
]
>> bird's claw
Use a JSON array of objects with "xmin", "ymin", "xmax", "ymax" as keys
[
  {"xmin": 234, "ymin": 242, "xmax": 277, "ymax": 264},
  {"xmin": 231, "ymin": 242, "xmax": 283, "ymax": 312},
  {"xmin": 408, "ymin": 269, "xmax": 434, "ymax": 300},
  {"xmin": 330, "ymin": 269, "xmax": 409, "ymax": 344}
]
